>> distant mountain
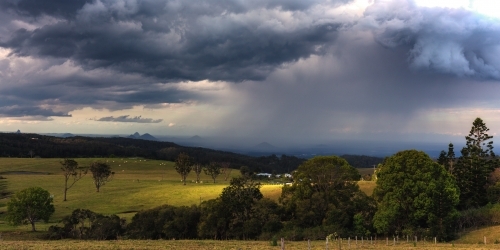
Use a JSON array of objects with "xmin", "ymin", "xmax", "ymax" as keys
[
  {"xmin": 190, "ymin": 135, "xmax": 203, "ymax": 141},
  {"xmin": 139, "ymin": 133, "xmax": 157, "ymax": 141},
  {"xmin": 61, "ymin": 133, "xmax": 74, "ymax": 138},
  {"xmin": 15, "ymin": 130, "xmax": 21, "ymax": 134},
  {"xmin": 127, "ymin": 132, "xmax": 157, "ymax": 141}
]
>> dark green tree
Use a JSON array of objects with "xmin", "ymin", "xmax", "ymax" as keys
[
  {"xmin": 7, "ymin": 187, "xmax": 55, "ymax": 231},
  {"xmin": 175, "ymin": 153, "xmax": 192, "ymax": 185},
  {"xmin": 373, "ymin": 150, "xmax": 459, "ymax": 240},
  {"xmin": 279, "ymin": 156, "xmax": 372, "ymax": 237},
  {"xmin": 438, "ymin": 143, "xmax": 456, "ymax": 176},
  {"xmin": 204, "ymin": 162, "xmax": 222, "ymax": 183},
  {"xmin": 90, "ymin": 162, "xmax": 114, "ymax": 192},
  {"xmin": 61, "ymin": 159, "xmax": 87, "ymax": 201},
  {"xmin": 220, "ymin": 176, "xmax": 263, "ymax": 239},
  {"xmin": 455, "ymin": 118, "xmax": 498, "ymax": 209}
]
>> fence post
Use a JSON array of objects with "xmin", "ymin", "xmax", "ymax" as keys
[
  {"xmin": 393, "ymin": 237, "xmax": 395, "ymax": 246},
  {"xmin": 339, "ymin": 237, "xmax": 342, "ymax": 250},
  {"xmin": 434, "ymin": 237, "xmax": 437, "ymax": 244},
  {"xmin": 484, "ymin": 236, "xmax": 487, "ymax": 244},
  {"xmin": 348, "ymin": 237, "xmax": 350, "ymax": 248},
  {"xmin": 281, "ymin": 238, "xmax": 285, "ymax": 250},
  {"xmin": 355, "ymin": 236, "xmax": 357, "ymax": 246},
  {"xmin": 326, "ymin": 236, "xmax": 328, "ymax": 250},
  {"xmin": 415, "ymin": 236, "xmax": 417, "ymax": 244},
  {"xmin": 386, "ymin": 237, "xmax": 388, "ymax": 246},
  {"xmin": 308, "ymin": 239, "xmax": 311, "ymax": 250}
]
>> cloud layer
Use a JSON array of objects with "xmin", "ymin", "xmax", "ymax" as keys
[{"xmin": 0, "ymin": 0, "xmax": 499, "ymax": 146}]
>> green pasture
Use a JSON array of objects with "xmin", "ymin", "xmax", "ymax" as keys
[
  {"xmin": 0, "ymin": 158, "xmax": 282, "ymax": 231},
  {"xmin": 0, "ymin": 159, "xmax": 377, "ymax": 230}
]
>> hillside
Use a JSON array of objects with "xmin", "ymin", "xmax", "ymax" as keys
[{"xmin": 0, "ymin": 133, "xmax": 303, "ymax": 173}]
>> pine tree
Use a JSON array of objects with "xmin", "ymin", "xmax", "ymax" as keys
[{"xmin": 455, "ymin": 118, "xmax": 498, "ymax": 209}]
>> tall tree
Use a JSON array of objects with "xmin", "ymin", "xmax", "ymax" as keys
[
  {"xmin": 193, "ymin": 164, "xmax": 203, "ymax": 183},
  {"xmin": 438, "ymin": 143, "xmax": 456, "ymax": 175},
  {"xmin": 175, "ymin": 153, "xmax": 192, "ymax": 185},
  {"xmin": 90, "ymin": 162, "xmax": 114, "ymax": 192},
  {"xmin": 204, "ymin": 162, "xmax": 222, "ymax": 183},
  {"xmin": 455, "ymin": 118, "xmax": 499, "ymax": 208},
  {"xmin": 373, "ymin": 150, "xmax": 459, "ymax": 240},
  {"xmin": 7, "ymin": 187, "xmax": 55, "ymax": 231},
  {"xmin": 220, "ymin": 162, "xmax": 232, "ymax": 181},
  {"xmin": 61, "ymin": 159, "xmax": 87, "ymax": 201}
]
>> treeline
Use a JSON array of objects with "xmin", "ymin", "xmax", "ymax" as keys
[
  {"xmin": 340, "ymin": 154, "xmax": 383, "ymax": 168},
  {"xmin": 0, "ymin": 133, "xmax": 304, "ymax": 173}
]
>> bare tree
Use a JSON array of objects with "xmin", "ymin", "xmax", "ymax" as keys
[
  {"xmin": 220, "ymin": 162, "xmax": 232, "ymax": 181},
  {"xmin": 61, "ymin": 159, "xmax": 87, "ymax": 201}
]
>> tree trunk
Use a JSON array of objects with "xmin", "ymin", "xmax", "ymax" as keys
[{"xmin": 31, "ymin": 221, "xmax": 36, "ymax": 232}]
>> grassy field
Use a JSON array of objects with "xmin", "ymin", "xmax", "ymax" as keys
[{"xmin": 0, "ymin": 158, "xmax": 283, "ymax": 230}]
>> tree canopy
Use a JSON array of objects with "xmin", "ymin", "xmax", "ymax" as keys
[
  {"xmin": 90, "ymin": 162, "xmax": 114, "ymax": 192},
  {"xmin": 7, "ymin": 187, "xmax": 55, "ymax": 231},
  {"xmin": 175, "ymin": 153, "xmax": 192, "ymax": 185},
  {"xmin": 279, "ymin": 156, "xmax": 374, "ymax": 238},
  {"xmin": 455, "ymin": 118, "xmax": 499, "ymax": 208},
  {"xmin": 373, "ymin": 150, "xmax": 459, "ymax": 240}
]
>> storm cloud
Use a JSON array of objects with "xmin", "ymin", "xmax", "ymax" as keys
[{"xmin": 0, "ymin": 0, "xmax": 499, "ymax": 147}]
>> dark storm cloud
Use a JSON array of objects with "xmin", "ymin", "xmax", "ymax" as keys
[
  {"xmin": 94, "ymin": 115, "xmax": 162, "ymax": 123},
  {"xmin": 0, "ymin": 105, "xmax": 71, "ymax": 118},
  {"xmin": 1, "ymin": 0, "xmax": 93, "ymax": 19},
  {"xmin": 363, "ymin": 0, "xmax": 500, "ymax": 79},
  {"xmin": 0, "ymin": 0, "xmax": 347, "ymax": 82}
]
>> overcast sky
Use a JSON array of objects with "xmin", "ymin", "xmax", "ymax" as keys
[{"xmin": 1, "ymin": 0, "xmax": 500, "ymax": 148}]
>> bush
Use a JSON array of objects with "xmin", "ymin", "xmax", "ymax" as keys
[
  {"xmin": 48, "ymin": 209, "xmax": 124, "ymax": 240},
  {"xmin": 127, "ymin": 204, "xmax": 200, "ymax": 239}
]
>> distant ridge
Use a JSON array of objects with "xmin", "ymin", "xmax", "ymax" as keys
[
  {"xmin": 128, "ymin": 132, "xmax": 157, "ymax": 141},
  {"xmin": 190, "ymin": 135, "xmax": 202, "ymax": 140}
]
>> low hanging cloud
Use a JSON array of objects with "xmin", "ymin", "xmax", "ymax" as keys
[{"xmin": 94, "ymin": 115, "xmax": 163, "ymax": 123}]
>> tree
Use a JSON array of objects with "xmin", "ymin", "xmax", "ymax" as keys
[
  {"xmin": 219, "ymin": 176, "xmax": 263, "ymax": 239},
  {"xmin": 373, "ymin": 150, "xmax": 459, "ymax": 240},
  {"xmin": 204, "ymin": 162, "xmax": 222, "ymax": 183},
  {"xmin": 438, "ymin": 143, "xmax": 456, "ymax": 175},
  {"xmin": 455, "ymin": 118, "xmax": 499, "ymax": 208},
  {"xmin": 7, "ymin": 187, "xmax": 55, "ymax": 231},
  {"xmin": 175, "ymin": 153, "xmax": 191, "ymax": 185},
  {"xmin": 220, "ymin": 162, "xmax": 232, "ymax": 181},
  {"xmin": 279, "ymin": 156, "xmax": 372, "ymax": 237},
  {"xmin": 90, "ymin": 162, "xmax": 114, "ymax": 192},
  {"xmin": 61, "ymin": 159, "xmax": 87, "ymax": 201},
  {"xmin": 193, "ymin": 164, "xmax": 203, "ymax": 183}
]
